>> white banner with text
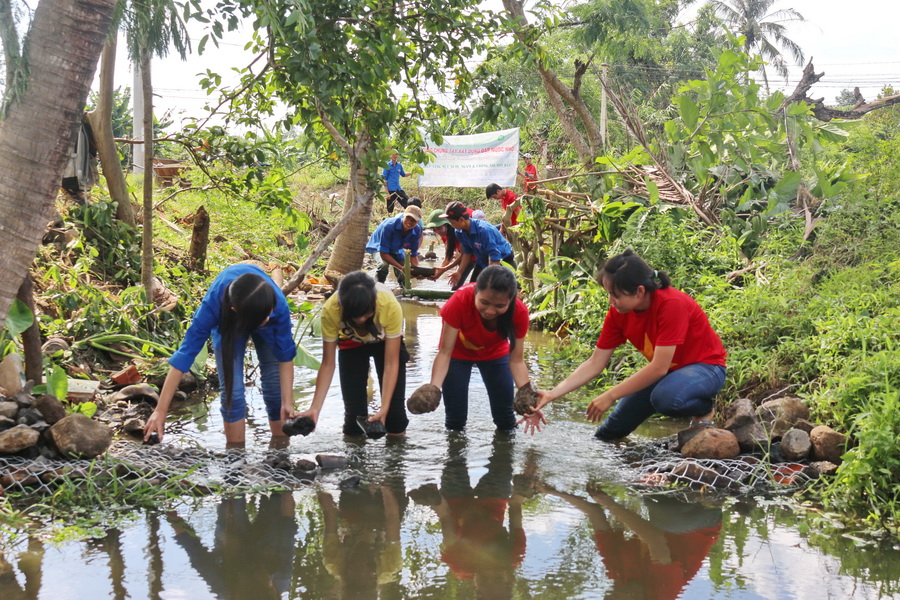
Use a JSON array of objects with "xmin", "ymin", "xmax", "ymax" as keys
[{"xmin": 417, "ymin": 128, "xmax": 519, "ymax": 188}]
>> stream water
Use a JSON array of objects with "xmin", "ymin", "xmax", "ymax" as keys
[{"xmin": 1, "ymin": 299, "xmax": 899, "ymax": 600}]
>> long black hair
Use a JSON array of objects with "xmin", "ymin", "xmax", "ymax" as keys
[
  {"xmin": 475, "ymin": 265, "xmax": 519, "ymax": 351},
  {"xmin": 219, "ymin": 272, "xmax": 276, "ymax": 411},
  {"xmin": 338, "ymin": 271, "xmax": 380, "ymax": 338},
  {"xmin": 599, "ymin": 249, "xmax": 671, "ymax": 296}
]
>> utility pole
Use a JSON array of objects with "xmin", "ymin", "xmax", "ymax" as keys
[{"xmin": 600, "ymin": 63, "xmax": 608, "ymax": 150}]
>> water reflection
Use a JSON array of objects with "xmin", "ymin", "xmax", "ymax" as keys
[{"xmin": 539, "ymin": 485, "xmax": 720, "ymax": 600}]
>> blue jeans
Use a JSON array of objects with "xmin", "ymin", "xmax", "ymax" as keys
[
  {"xmin": 595, "ymin": 363, "xmax": 726, "ymax": 440},
  {"xmin": 443, "ymin": 355, "xmax": 517, "ymax": 431},
  {"xmin": 214, "ymin": 332, "xmax": 283, "ymax": 423}
]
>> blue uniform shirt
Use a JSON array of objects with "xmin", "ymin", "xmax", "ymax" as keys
[
  {"xmin": 382, "ymin": 160, "xmax": 406, "ymax": 191},
  {"xmin": 168, "ymin": 264, "xmax": 297, "ymax": 373},
  {"xmin": 365, "ymin": 215, "xmax": 422, "ymax": 263},
  {"xmin": 455, "ymin": 219, "xmax": 513, "ymax": 267}
]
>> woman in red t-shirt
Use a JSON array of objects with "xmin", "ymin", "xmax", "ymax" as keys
[
  {"xmin": 429, "ymin": 265, "xmax": 542, "ymax": 432},
  {"xmin": 534, "ymin": 250, "xmax": 727, "ymax": 439}
]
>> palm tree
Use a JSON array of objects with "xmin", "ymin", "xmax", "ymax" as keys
[{"xmin": 708, "ymin": 0, "xmax": 805, "ymax": 91}]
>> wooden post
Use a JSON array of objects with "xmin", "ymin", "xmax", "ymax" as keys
[
  {"xmin": 188, "ymin": 205, "xmax": 209, "ymax": 271},
  {"xmin": 403, "ymin": 249, "xmax": 411, "ymax": 291}
]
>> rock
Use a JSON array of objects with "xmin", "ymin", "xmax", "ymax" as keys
[
  {"xmin": 315, "ymin": 454, "xmax": 348, "ymax": 470},
  {"xmin": 681, "ymin": 428, "xmax": 740, "ymax": 459},
  {"xmin": 0, "ymin": 416, "xmax": 15, "ymax": 432},
  {"xmin": 282, "ymin": 416, "xmax": 315, "ymax": 437},
  {"xmin": 0, "ymin": 354, "xmax": 24, "ymax": 396},
  {"xmin": 513, "ymin": 382, "xmax": 538, "ymax": 416},
  {"xmin": 757, "ymin": 397, "xmax": 810, "ymax": 438},
  {"xmin": 11, "ymin": 391, "xmax": 33, "ymax": 409},
  {"xmin": 809, "ymin": 425, "xmax": 846, "ymax": 464},
  {"xmin": 407, "ymin": 384, "xmax": 441, "ymax": 415},
  {"xmin": 178, "ymin": 371, "xmax": 200, "ymax": 393},
  {"xmin": 723, "ymin": 398, "xmax": 757, "ymax": 429},
  {"xmin": 808, "ymin": 461, "xmax": 839, "ymax": 476},
  {"xmin": 0, "ymin": 401, "xmax": 17, "ymax": 420},
  {"xmin": 33, "ymin": 394, "xmax": 67, "ymax": 424},
  {"xmin": 356, "ymin": 416, "xmax": 386, "ymax": 439},
  {"xmin": 41, "ymin": 337, "xmax": 71, "ymax": 354},
  {"xmin": 15, "ymin": 408, "xmax": 43, "ymax": 426},
  {"xmin": 47, "ymin": 414, "xmax": 113, "ymax": 459},
  {"xmin": 673, "ymin": 426, "xmax": 707, "ymax": 453},
  {"xmin": 263, "ymin": 452, "xmax": 292, "ymax": 471},
  {"xmin": 109, "ymin": 384, "xmax": 159, "ymax": 405},
  {"xmin": 780, "ymin": 428, "xmax": 812, "ymax": 461},
  {"xmin": 424, "ymin": 251, "xmax": 438, "ymax": 260},
  {"xmin": 730, "ymin": 421, "xmax": 770, "ymax": 453},
  {"xmin": 295, "ymin": 458, "xmax": 317, "ymax": 471},
  {"xmin": 0, "ymin": 425, "xmax": 40, "ymax": 454},
  {"xmin": 338, "ymin": 475, "xmax": 362, "ymax": 489},
  {"xmin": 768, "ymin": 441, "xmax": 785, "ymax": 464},
  {"xmin": 122, "ymin": 418, "xmax": 146, "ymax": 434},
  {"xmin": 670, "ymin": 461, "xmax": 726, "ymax": 489},
  {"xmin": 793, "ymin": 418, "xmax": 816, "ymax": 434}
]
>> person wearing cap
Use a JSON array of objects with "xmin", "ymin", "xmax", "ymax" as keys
[
  {"xmin": 486, "ymin": 183, "xmax": 521, "ymax": 229},
  {"xmin": 518, "ymin": 153, "xmax": 537, "ymax": 193},
  {"xmin": 383, "ymin": 152, "xmax": 410, "ymax": 213},
  {"xmin": 441, "ymin": 201, "xmax": 515, "ymax": 289},
  {"xmin": 365, "ymin": 205, "xmax": 423, "ymax": 286}
]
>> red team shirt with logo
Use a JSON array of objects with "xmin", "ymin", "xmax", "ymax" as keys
[{"xmin": 440, "ymin": 283, "xmax": 529, "ymax": 361}]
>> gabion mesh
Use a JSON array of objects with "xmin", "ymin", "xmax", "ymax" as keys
[
  {"xmin": 617, "ymin": 440, "xmax": 819, "ymax": 495},
  {"xmin": 0, "ymin": 441, "xmax": 316, "ymax": 497}
]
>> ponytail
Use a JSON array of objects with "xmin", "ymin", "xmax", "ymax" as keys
[
  {"xmin": 219, "ymin": 273, "xmax": 275, "ymax": 411},
  {"xmin": 599, "ymin": 249, "xmax": 670, "ymax": 296}
]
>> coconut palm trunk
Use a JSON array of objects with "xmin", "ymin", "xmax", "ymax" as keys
[
  {"xmin": 325, "ymin": 136, "xmax": 376, "ymax": 275},
  {"xmin": 0, "ymin": 0, "xmax": 116, "ymax": 327}
]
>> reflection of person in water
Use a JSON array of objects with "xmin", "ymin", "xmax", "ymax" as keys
[
  {"xmin": 318, "ymin": 485, "xmax": 404, "ymax": 598},
  {"xmin": 540, "ymin": 485, "xmax": 721, "ymax": 600},
  {"xmin": 410, "ymin": 434, "xmax": 531, "ymax": 600},
  {"xmin": 167, "ymin": 493, "xmax": 297, "ymax": 600}
]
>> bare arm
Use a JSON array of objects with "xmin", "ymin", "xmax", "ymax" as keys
[
  {"xmin": 380, "ymin": 251, "xmax": 405, "ymax": 270},
  {"xmin": 508, "ymin": 336, "xmax": 530, "ymax": 388},
  {"xmin": 448, "ymin": 254, "xmax": 472, "ymax": 287},
  {"xmin": 298, "ymin": 340, "xmax": 337, "ymax": 424},
  {"xmin": 585, "ymin": 345, "xmax": 675, "ymax": 422},
  {"xmin": 278, "ymin": 361, "xmax": 296, "ymax": 422},
  {"xmin": 372, "ymin": 336, "xmax": 401, "ymax": 423},
  {"xmin": 535, "ymin": 346, "xmax": 614, "ymax": 410},
  {"xmin": 429, "ymin": 324, "xmax": 459, "ymax": 388},
  {"xmin": 144, "ymin": 366, "xmax": 183, "ymax": 441}
]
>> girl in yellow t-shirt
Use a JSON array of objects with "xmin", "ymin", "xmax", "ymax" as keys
[{"xmin": 299, "ymin": 271, "xmax": 409, "ymax": 435}]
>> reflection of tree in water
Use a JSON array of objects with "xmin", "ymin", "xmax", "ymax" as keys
[
  {"xmin": 167, "ymin": 493, "xmax": 298, "ymax": 600},
  {"xmin": 540, "ymin": 484, "xmax": 721, "ymax": 600}
]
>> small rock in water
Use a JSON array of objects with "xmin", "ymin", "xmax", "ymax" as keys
[
  {"xmin": 356, "ymin": 416, "xmax": 387, "ymax": 439},
  {"xmin": 513, "ymin": 382, "xmax": 538, "ymax": 416},
  {"xmin": 407, "ymin": 384, "xmax": 441, "ymax": 414},
  {"xmin": 282, "ymin": 416, "xmax": 316, "ymax": 437},
  {"xmin": 316, "ymin": 454, "xmax": 348, "ymax": 470},
  {"xmin": 338, "ymin": 474, "xmax": 362, "ymax": 489},
  {"xmin": 143, "ymin": 432, "xmax": 160, "ymax": 446}
]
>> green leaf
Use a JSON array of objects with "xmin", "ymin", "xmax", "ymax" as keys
[
  {"xmin": 47, "ymin": 365, "xmax": 68, "ymax": 401},
  {"xmin": 293, "ymin": 342, "xmax": 321, "ymax": 369},
  {"xmin": 5, "ymin": 298, "xmax": 33, "ymax": 336},
  {"xmin": 189, "ymin": 344, "xmax": 208, "ymax": 378},
  {"xmin": 676, "ymin": 95, "xmax": 699, "ymax": 131},
  {"xmin": 75, "ymin": 401, "xmax": 98, "ymax": 419}
]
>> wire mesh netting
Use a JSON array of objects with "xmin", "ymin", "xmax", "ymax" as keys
[{"xmin": 0, "ymin": 440, "xmax": 319, "ymax": 497}]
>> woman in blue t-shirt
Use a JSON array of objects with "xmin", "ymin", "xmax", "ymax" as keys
[{"xmin": 144, "ymin": 264, "xmax": 297, "ymax": 446}]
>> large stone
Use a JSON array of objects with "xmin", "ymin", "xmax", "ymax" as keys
[
  {"xmin": 670, "ymin": 461, "xmax": 726, "ymax": 489},
  {"xmin": 809, "ymin": 426, "xmax": 846, "ymax": 464},
  {"xmin": 407, "ymin": 384, "xmax": 441, "ymax": 415},
  {"xmin": 780, "ymin": 428, "xmax": 812, "ymax": 461},
  {"xmin": 681, "ymin": 428, "xmax": 740, "ymax": 459},
  {"xmin": 47, "ymin": 414, "xmax": 113, "ymax": 459},
  {"xmin": 723, "ymin": 398, "xmax": 757, "ymax": 430},
  {"xmin": 33, "ymin": 395, "xmax": 68, "ymax": 424},
  {"xmin": 0, "ymin": 416, "xmax": 15, "ymax": 432},
  {"xmin": 0, "ymin": 425, "xmax": 40, "ymax": 454},
  {"xmin": 0, "ymin": 354, "xmax": 24, "ymax": 396},
  {"xmin": 757, "ymin": 397, "xmax": 810, "ymax": 438},
  {"xmin": 730, "ymin": 421, "xmax": 770, "ymax": 453},
  {"xmin": 808, "ymin": 461, "xmax": 839, "ymax": 476},
  {"xmin": 109, "ymin": 384, "xmax": 159, "ymax": 405},
  {"xmin": 513, "ymin": 382, "xmax": 538, "ymax": 416},
  {"xmin": 0, "ymin": 401, "xmax": 17, "ymax": 420}
]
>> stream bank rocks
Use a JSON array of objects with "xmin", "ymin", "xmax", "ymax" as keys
[{"xmin": 650, "ymin": 396, "xmax": 848, "ymax": 492}]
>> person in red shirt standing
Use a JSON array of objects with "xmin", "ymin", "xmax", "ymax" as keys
[
  {"xmin": 428, "ymin": 265, "xmax": 543, "ymax": 432},
  {"xmin": 518, "ymin": 153, "xmax": 537, "ymax": 194},
  {"xmin": 485, "ymin": 183, "xmax": 521, "ymax": 229},
  {"xmin": 534, "ymin": 249, "xmax": 726, "ymax": 439}
]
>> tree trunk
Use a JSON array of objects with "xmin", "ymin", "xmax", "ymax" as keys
[
  {"xmin": 86, "ymin": 34, "xmax": 136, "ymax": 227},
  {"xmin": 188, "ymin": 205, "xmax": 209, "ymax": 271},
  {"xmin": 140, "ymin": 48, "xmax": 155, "ymax": 302},
  {"xmin": 324, "ymin": 138, "xmax": 376, "ymax": 275},
  {"xmin": 0, "ymin": 0, "xmax": 116, "ymax": 328},
  {"xmin": 15, "ymin": 272, "xmax": 42, "ymax": 385}
]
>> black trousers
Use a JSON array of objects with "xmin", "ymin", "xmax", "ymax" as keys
[
  {"xmin": 338, "ymin": 339, "xmax": 410, "ymax": 435},
  {"xmin": 387, "ymin": 189, "xmax": 409, "ymax": 213}
]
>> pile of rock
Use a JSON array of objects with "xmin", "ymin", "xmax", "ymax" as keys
[
  {"xmin": 659, "ymin": 396, "xmax": 847, "ymax": 489},
  {"xmin": 0, "ymin": 391, "xmax": 113, "ymax": 462}
]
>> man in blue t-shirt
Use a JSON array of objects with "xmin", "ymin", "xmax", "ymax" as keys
[
  {"xmin": 365, "ymin": 204, "xmax": 423, "ymax": 285},
  {"xmin": 382, "ymin": 152, "xmax": 410, "ymax": 213},
  {"xmin": 440, "ymin": 201, "xmax": 515, "ymax": 288}
]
